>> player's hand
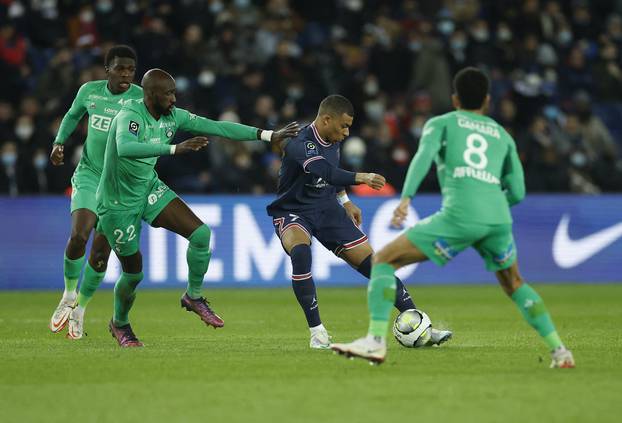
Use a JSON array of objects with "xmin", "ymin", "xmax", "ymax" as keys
[
  {"xmin": 269, "ymin": 121, "xmax": 300, "ymax": 155},
  {"xmin": 358, "ymin": 172, "xmax": 385, "ymax": 190},
  {"xmin": 50, "ymin": 143, "xmax": 64, "ymax": 166},
  {"xmin": 175, "ymin": 136, "xmax": 210, "ymax": 154},
  {"xmin": 344, "ymin": 201, "xmax": 363, "ymax": 226},
  {"xmin": 391, "ymin": 197, "xmax": 410, "ymax": 228},
  {"xmin": 271, "ymin": 121, "xmax": 300, "ymax": 142}
]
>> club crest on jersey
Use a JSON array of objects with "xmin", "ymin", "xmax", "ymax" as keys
[
  {"xmin": 129, "ymin": 120, "xmax": 139, "ymax": 135},
  {"xmin": 305, "ymin": 141, "xmax": 318, "ymax": 157}
]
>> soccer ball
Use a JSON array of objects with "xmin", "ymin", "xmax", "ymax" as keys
[{"xmin": 392, "ymin": 309, "xmax": 432, "ymax": 348}]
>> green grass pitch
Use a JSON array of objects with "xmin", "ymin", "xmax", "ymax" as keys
[{"xmin": 1, "ymin": 284, "xmax": 621, "ymax": 423}]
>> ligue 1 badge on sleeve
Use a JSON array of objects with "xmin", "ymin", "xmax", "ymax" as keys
[
  {"xmin": 166, "ymin": 128, "xmax": 174, "ymax": 138},
  {"xmin": 129, "ymin": 120, "xmax": 139, "ymax": 135},
  {"xmin": 305, "ymin": 141, "xmax": 318, "ymax": 156}
]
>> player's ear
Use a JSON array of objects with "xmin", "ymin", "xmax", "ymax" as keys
[
  {"xmin": 451, "ymin": 94, "xmax": 460, "ymax": 110},
  {"xmin": 483, "ymin": 94, "xmax": 491, "ymax": 112}
]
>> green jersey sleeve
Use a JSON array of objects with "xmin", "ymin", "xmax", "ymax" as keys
[
  {"xmin": 501, "ymin": 135, "xmax": 526, "ymax": 206},
  {"xmin": 54, "ymin": 83, "xmax": 89, "ymax": 145},
  {"xmin": 115, "ymin": 110, "xmax": 171, "ymax": 158},
  {"xmin": 175, "ymin": 108, "xmax": 259, "ymax": 141},
  {"xmin": 401, "ymin": 117, "xmax": 445, "ymax": 199}
]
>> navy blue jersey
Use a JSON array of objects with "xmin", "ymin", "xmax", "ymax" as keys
[{"xmin": 267, "ymin": 123, "xmax": 343, "ymax": 213}]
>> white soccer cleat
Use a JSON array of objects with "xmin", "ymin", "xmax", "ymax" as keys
[
  {"xmin": 550, "ymin": 347, "xmax": 575, "ymax": 369},
  {"xmin": 66, "ymin": 308, "xmax": 85, "ymax": 340},
  {"xmin": 49, "ymin": 296, "xmax": 75, "ymax": 333},
  {"xmin": 309, "ymin": 328, "xmax": 332, "ymax": 349},
  {"xmin": 331, "ymin": 336, "xmax": 387, "ymax": 364},
  {"xmin": 425, "ymin": 328, "xmax": 453, "ymax": 346}
]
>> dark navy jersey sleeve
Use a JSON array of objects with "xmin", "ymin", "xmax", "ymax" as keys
[{"xmin": 288, "ymin": 137, "xmax": 325, "ymax": 173}]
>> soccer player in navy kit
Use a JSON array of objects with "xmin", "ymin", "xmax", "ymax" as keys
[{"xmin": 267, "ymin": 95, "xmax": 452, "ymax": 349}]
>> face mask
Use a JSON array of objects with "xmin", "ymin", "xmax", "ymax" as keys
[
  {"xmin": 408, "ymin": 41, "xmax": 422, "ymax": 52},
  {"xmin": 346, "ymin": 156, "xmax": 364, "ymax": 167},
  {"xmin": 497, "ymin": 28, "xmax": 512, "ymax": 42},
  {"xmin": 34, "ymin": 154, "xmax": 47, "ymax": 170},
  {"xmin": 287, "ymin": 86, "xmax": 304, "ymax": 100},
  {"xmin": 16, "ymin": 124, "xmax": 34, "ymax": 140},
  {"xmin": 451, "ymin": 38, "xmax": 466, "ymax": 50},
  {"xmin": 364, "ymin": 79, "xmax": 379, "ymax": 96},
  {"xmin": 96, "ymin": 0, "xmax": 113, "ymax": 13},
  {"xmin": 437, "ymin": 20, "xmax": 455, "ymax": 36},
  {"xmin": 571, "ymin": 151, "xmax": 587, "ymax": 168},
  {"xmin": 80, "ymin": 9, "xmax": 95, "ymax": 23},
  {"xmin": 198, "ymin": 70, "xmax": 215, "ymax": 87},
  {"xmin": 558, "ymin": 31, "xmax": 573, "ymax": 45},
  {"xmin": 234, "ymin": 0, "xmax": 250, "ymax": 8},
  {"xmin": 344, "ymin": 0, "xmax": 363, "ymax": 12},
  {"xmin": 209, "ymin": 1, "xmax": 224, "ymax": 14},
  {"xmin": 2, "ymin": 152, "xmax": 17, "ymax": 167},
  {"xmin": 176, "ymin": 76, "xmax": 190, "ymax": 92},
  {"xmin": 472, "ymin": 29, "xmax": 489, "ymax": 42},
  {"xmin": 364, "ymin": 101, "xmax": 385, "ymax": 122}
]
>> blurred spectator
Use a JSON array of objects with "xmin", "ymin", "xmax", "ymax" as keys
[{"xmin": 0, "ymin": 0, "xmax": 621, "ymax": 196}]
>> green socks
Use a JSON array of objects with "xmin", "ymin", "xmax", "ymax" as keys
[
  {"xmin": 113, "ymin": 272, "xmax": 143, "ymax": 326},
  {"xmin": 186, "ymin": 225, "xmax": 212, "ymax": 299},
  {"xmin": 367, "ymin": 263, "xmax": 397, "ymax": 338},
  {"xmin": 77, "ymin": 262, "xmax": 106, "ymax": 308},
  {"xmin": 511, "ymin": 283, "xmax": 564, "ymax": 351},
  {"xmin": 63, "ymin": 253, "xmax": 85, "ymax": 293}
]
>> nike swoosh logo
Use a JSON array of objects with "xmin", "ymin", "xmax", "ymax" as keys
[{"xmin": 552, "ymin": 214, "xmax": 622, "ymax": 268}]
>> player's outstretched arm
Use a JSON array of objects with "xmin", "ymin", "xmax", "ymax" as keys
[
  {"xmin": 173, "ymin": 137, "xmax": 210, "ymax": 154},
  {"xmin": 176, "ymin": 107, "xmax": 299, "ymax": 143}
]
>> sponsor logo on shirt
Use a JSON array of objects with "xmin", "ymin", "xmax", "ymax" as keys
[
  {"xmin": 90, "ymin": 114, "xmax": 112, "ymax": 132},
  {"xmin": 104, "ymin": 107, "xmax": 118, "ymax": 115},
  {"xmin": 88, "ymin": 94, "xmax": 108, "ymax": 101},
  {"xmin": 452, "ymin": 166, "xmax": 500, "ymax": 184},
  {"xmin": 129, "ymin": 120, "xmax": 139, "ymax": 135}
]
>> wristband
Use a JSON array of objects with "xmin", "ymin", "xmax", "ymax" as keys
[
  {"xmin": 170, "ymin": 145, "xmax": 176, "ymax": 155},
  {"xmin": 337, "ymin": 193, "xmax": 350, "ymax": 205},
  {"xmin": 260, "ymin": 130, "xmax": 274, "ymax": 142}
]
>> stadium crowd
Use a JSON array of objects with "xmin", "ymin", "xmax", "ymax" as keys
[{"xmin": 1, "ymin": 0, "xmax": 622, "ymax": 196}]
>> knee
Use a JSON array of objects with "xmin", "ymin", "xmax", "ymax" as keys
[
  {"xmin": 69, "ymin": 230, "xmax": 90, "ymax": 248},
  {"xmin": 372, "ymin": 250, "xmax": 390, "ymax": 265},
  {"xmin": 189, "ymin": 224, "xmax": 211, "ymax": 249}
]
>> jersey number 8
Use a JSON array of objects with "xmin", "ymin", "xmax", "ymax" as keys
[{"xmin": 463, "ymin": 133, "xmax": 488, "ymax": 170}]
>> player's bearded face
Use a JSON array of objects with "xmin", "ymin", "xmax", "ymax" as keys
[
  {"xmin": 155, "ymin": 82, "xmax": 177, "ymax": 115},
  {"xmin": 107, "ymin": 57, "xmax": 136, "ymax": 93}
]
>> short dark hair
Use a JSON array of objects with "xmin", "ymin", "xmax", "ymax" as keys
[
  {"xmin": 105, "ymin": 45, "xmax": 137, "ymax": 67},
  {"xmin": 318, "ymin": 95, "xmax": 354, "ymax": 117},
  {"xmin": 453, "ymin": 67, "xmax": 489, "ymax": 110}
]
